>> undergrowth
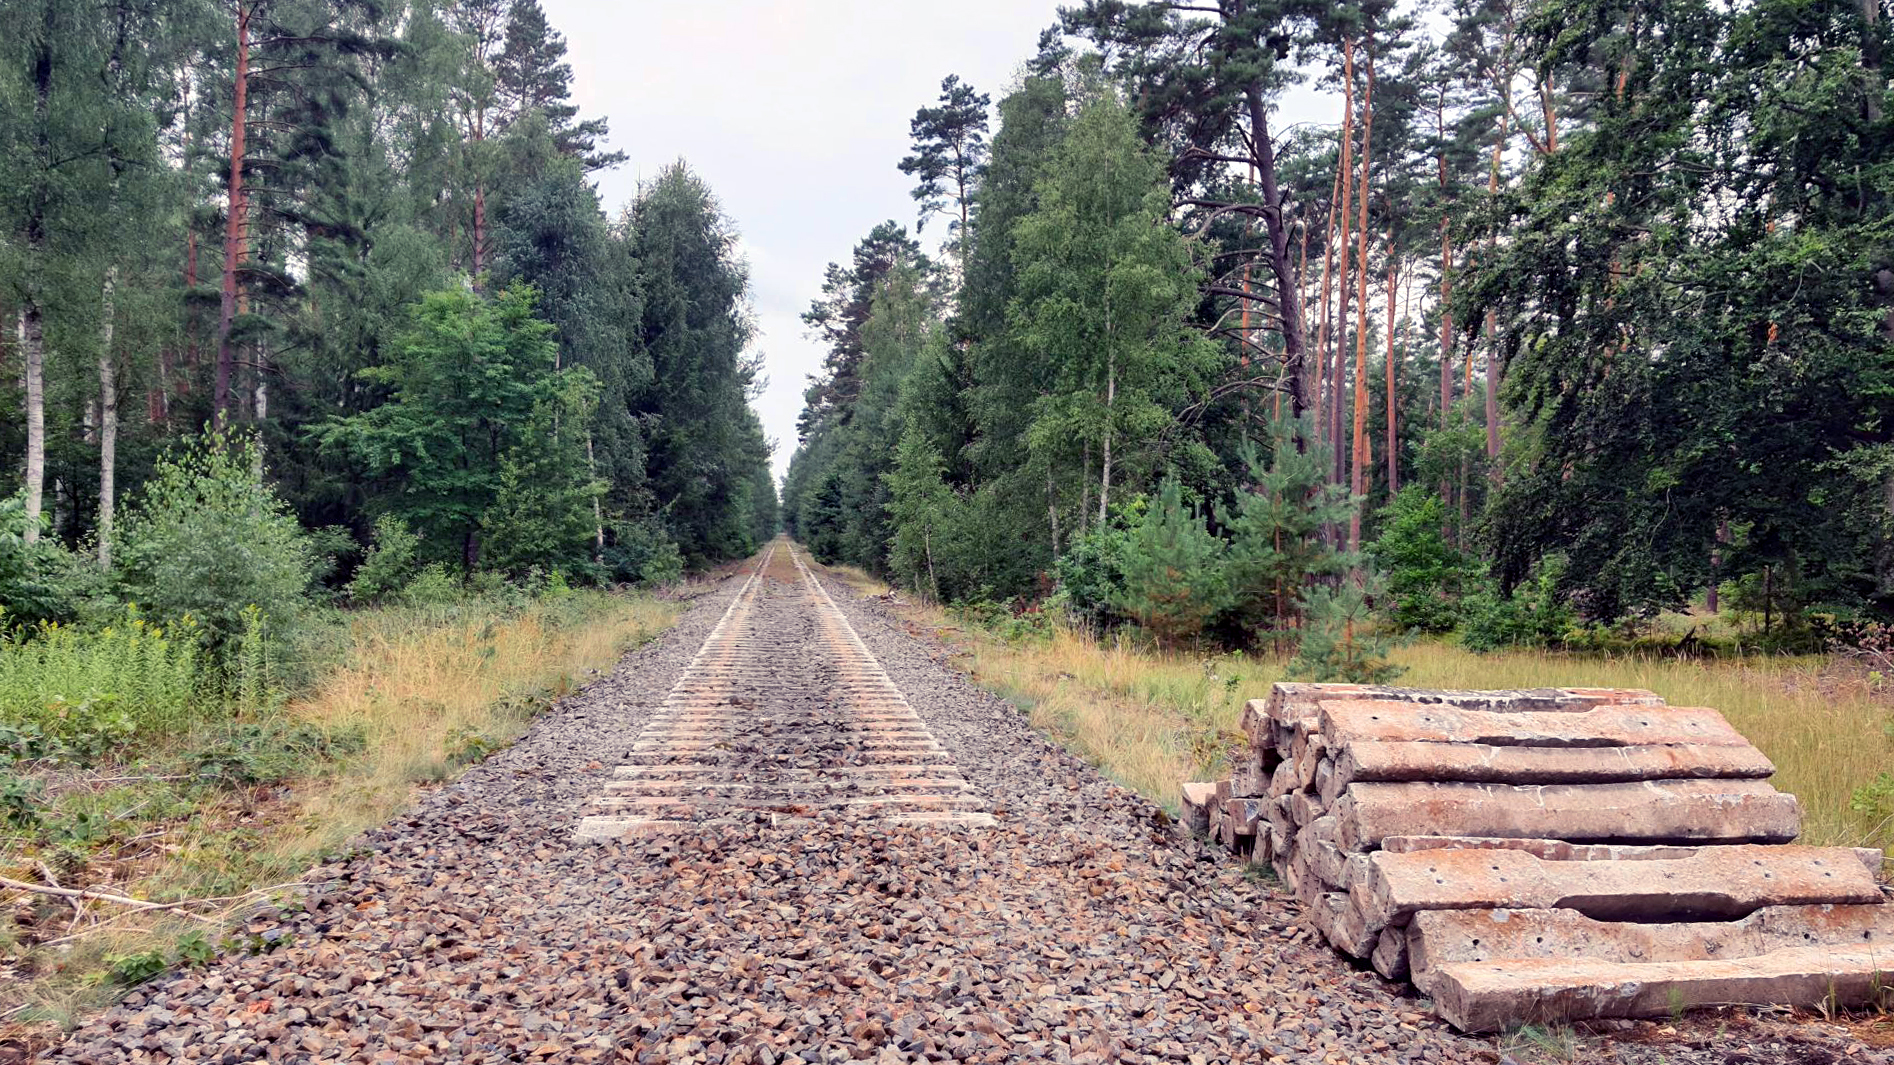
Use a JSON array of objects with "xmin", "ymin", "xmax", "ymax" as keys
[
  {"xmin": 0, "ymin": 587, "xmax": 678, "ymax": 1028},
  {"xmin": 820, "ymin": 563, "xmax": 1894, "ymax": 857}
]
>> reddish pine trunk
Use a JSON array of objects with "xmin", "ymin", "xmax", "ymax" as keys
[
  {"xmin": 1332, "ymin": 40, "xmax": 1356, "ymax": 495},
  {"xmin": 1484, "ymin": 114, "xmax": 1506, "ymax": 477},
  {"xmin": 1314, "ymin": 162, "xmax": 1343, "ymax": 452},
  {"xmin": 1386, "ymin": 241, "xmax": 1398, "ymax": 496},
  {"xmin": 1350, "ymin": 43, "xmax": 1375, "ymax": 552},
  {"xmin": 472, "ymin": 183, "xmax": 487, "ymax": 281},
  {"xmin": 214, "ymin": 3, "xmax": 250, "ymax": 431}
]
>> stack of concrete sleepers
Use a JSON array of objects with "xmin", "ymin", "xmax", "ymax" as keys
[{"xmin": 1180, "ymin": 683, "xmax": 1893, "ymax": 1032}]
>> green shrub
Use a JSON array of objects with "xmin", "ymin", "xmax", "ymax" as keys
[
  {"xmin": 0, "ymin": 610, "xmax": 206, "ymax": 751},
  {"xmin": 1289, "ymin": 575, "xmax": 1404, "ymax": 683},
  {"xmin": 1461, "ymin": 559, "xmax": 1577, "ymax": 653},
  {"xmin": 398, "ymin": 563, "xmax": 464, "ymax": 608},
  {"xmin": 602, "ymin": 520, "xmax": 684, "ymax": 586},
  {"xmin": 1111, "ymin": 480, "xmax": 1233, "ymax": 649},
  {"xmin": 116, "ymin": 432, "xmax": 314, "ymax": 655},
  {"xmin": 108, "ymin": 949, "xmax": 168, "ymax": 987},
  {"xmin": 1053, "ymin": 507, "xmax": 1136, "ymax": 631},
  {"xmin": 954, "ymin": 599, "xmax": 1055, "ymax": 645},
  {"xmin": 0, "ymin": 493, "xmax": 113, "ymax": 626},
  {"xmin": 1367, "ymin": 488, "xmax": 1471, "ymax": 633},
  {"xmin": 0, "ymin": 769, "xmax": 41, "ymax": 829},
  {"xmin": 347, "ymin": 517, "xmax": 421, "ymax": 604},
  {"xmin": 1850, "ymin": 772, "xmax": 1894, "ymax": 823},
  {"xmin": 185, "ymin": 718, "xmax": 365, "ymax": 788}
]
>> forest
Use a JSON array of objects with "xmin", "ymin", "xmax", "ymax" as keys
[
  {"xmin": 784, "ymin": 0, "xmax": 1894, "ymax": 664},
  {"xmin": 0, "ymin": 0, "xmax": 780, "ymax": 1009},
  {"xmin": 0, "ymin": 0, "xmax": 776, "ymax": 645}
]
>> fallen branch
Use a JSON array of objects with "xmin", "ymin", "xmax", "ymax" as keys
[
  {"xmin": 0, "ymin": 876, "xmax": 220, "ymax": 924},
  {"xmin": 19, "ymin": 879, "xmax": 317, "ymax": 947}
]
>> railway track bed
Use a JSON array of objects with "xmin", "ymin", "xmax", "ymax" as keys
[
  {"xmin": 575, "ymin": 543, "xmax": 992, "ymax": 838},
  {"xmin": 48, "ymin": 544, "xmax": 1887, "ymax": 1065}
]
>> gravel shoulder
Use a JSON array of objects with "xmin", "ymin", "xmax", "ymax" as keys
[{"xmin": 46, "ymin": 559, "xmax": 1893, "ymax": 1065}]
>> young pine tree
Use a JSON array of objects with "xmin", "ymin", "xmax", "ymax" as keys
[
  {"xmin": 1110, "ymin": 480, "xmax": 1233, "ymax": 650},
  {"xmin": 1289, "ymin": 574, "xmax": 1405, "ymax": 684},
  {"xmin": 1217, "ymin": 415, "xmax": 1356, "ymax": 652}
]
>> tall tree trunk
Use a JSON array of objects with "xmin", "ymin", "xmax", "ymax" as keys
[
  {"xmin": 21, "ymin": 1, "xmax": 55, "ymax": 545},
  {"xmin": 1438, "ymin": 216, "xmax": 1454, "ymax": 539},
  {"xmin": 1047, "ymin": 466, "xmax": 1060, "ymax": 558},
  {"xmin": 1240, "ymin": 81, "xmax": 1311, "ymax": 422},
  {"xmin": 472, "ymin": 184, "xmax": 488, "ymax": 282},
  {"xmin": 215, "ymin": 2, "xmax": 251, "ymax": 432},
  {"xmin": 1079, "ymin": 441, "xmax": 1091, "ymax": 536},
  {"xmin": 1437, "ymin": 86, "xmax": 1453, "ymax": 435},
  {"xmin": 1483, "ymin": 78, "xmax": 1510, "ymax": 479},
  {"xmin": 1100, "ymin": 306, "xmax": 1114, "ymax": 526},
  {"xmin": 21, "ymin": 311, "xmax": 44, "ymax": 545},
  {"xmin": 99, "ymin": 266, "xmax": 119, "ymax": 569},
  {"xmin": 587, "ymin": 432, "xmax": 604, "ymax": 562},
  {"xmin": 1294, "ymin": 202, "xmax": 1311, "ymax": 422},
  {"xmin": 1332, "ymin": 39, "xmax": 1357, "ymax": 495},
  {"xmin": 253, "ymin": 347, "xmax": 268, "ymax": 478},
  {"xmin": 471, "ymin": 98, "xmax": 489, "ymax": 285},
  {"xmin": 1315, "ymin": 162, "xmax": 1343, "ymax": 450},
  {"xmin": 1386, "ymin": 237, "xmax": 1398, "ymax": 497},
  {"xmin": 180, "ymin": 227, "xmax": 198, "ymax": 390},
  {"xmin": 1350, "ymin": 42, "xmax": 1375, "ymax": 552},
  {"xmin": 1862, "ymin": 0, "xmax": 1883, "ymax": 122},
  {"xmin": 1540, "ymin": 79, "xmax": 1559, "ymax": 152}
]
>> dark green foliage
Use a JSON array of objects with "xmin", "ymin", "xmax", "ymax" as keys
[
  {"xmin": 1368, "ymin": 487, "xmax": 1471, "ymax": 633},
  {"xmin": 1218, "ymin": 417, "xmax": 1357, "ymax": 649},
  {"xmin": 1053, "ymin": 514, "xmax": 1135, "ymax": 631},
  {"xmin": 495, "ymin": 0, "xmax": 624, "ymax": 170},
  {"xmin": 319, "ymin": 285, "xmax": 597, "ymax": 575},
  {"xmin": 116, "ymin": 433, "xmax": 313, "ymax": 650},
  {"xmin": 1110, "ymin": 480, "xmax": 1233, "ymax": 648},
  {"xmin": 347, "ymin": 517, "xmax": 421, "ymax": 604},
  {"xmin": 883, "ymin": 426, "xmax": 958, "ymax": 600},
  {"xmin": 898, "ymin": 74, "xmax": 991, "ymax": 250},
  {"xmin": 1460, "ymin": 560, "xmax": 1576, "ymax": 653},
  {"xmin": 630, "ymin": 164, "xmax": 774, "ymax": 569},
  {"xmin": 481, "ymin": 370, "xmax": 607, "ymax": 579},
  {"xmin": 1290, "ymin": 576, "xmax": 1405, "ymax": 683},
  {"xmin": 1468, "ymin": 0, "xmax": 1894, "ymax": 623}
]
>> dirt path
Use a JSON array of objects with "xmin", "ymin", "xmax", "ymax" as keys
[{"xmin": 50, "ymin": 545, "xmax": 1887, "ymax": 1064}]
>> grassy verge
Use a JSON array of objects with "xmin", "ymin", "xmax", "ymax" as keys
[
  {"xmin": 0, "ymin": 588, "xmax": 678, "ymax": 1031},
  {"xmin": 818, "ymin": 564, "xmax": 1894, "ymax": 856}
]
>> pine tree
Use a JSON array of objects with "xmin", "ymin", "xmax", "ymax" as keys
[
  {"xmin": 1111, "ymin": 480, "xmax": 1233, "ymax": 650},
  {"xmin": 494, "ymin": 0, "xmax": 624, "ymax": 171},
  {"xmin": 897, "ymin": 75, "xmax": 990, "ymax": 261},
  {"xmin": 1289, "ymin": 575, "xmax": 1404, "ymax": 683},
  {"xmin": 1218, "ymin": 415, "xmax": 1357, "ymax": 651}
]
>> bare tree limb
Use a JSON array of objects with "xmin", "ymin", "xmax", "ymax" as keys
[{"xmin": 0, "ymin": 876, "xmax": 222, "ymax": 923}]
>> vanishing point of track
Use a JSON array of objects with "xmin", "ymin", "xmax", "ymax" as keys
[{"xmin": 575, "ymin": 539, "xmax": 994, "ymax": 840}]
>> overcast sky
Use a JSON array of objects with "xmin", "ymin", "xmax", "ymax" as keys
[{"xmin": 545, "ymin": 1, "xmax": 1332, "ymax": 485}]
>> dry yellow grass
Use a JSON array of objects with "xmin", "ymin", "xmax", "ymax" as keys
[
  {"xmin": 269, "ymin": 593, "xmax": 680, "ymax": 864},
  {"xmin": 819, "ymin": 562, "xmax": 1893, "ymax": 854}
]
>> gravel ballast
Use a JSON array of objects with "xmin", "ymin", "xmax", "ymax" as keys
[{"xmin": 49, "ymin": 555, "xmax": 1891, "ymax": 1065}]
